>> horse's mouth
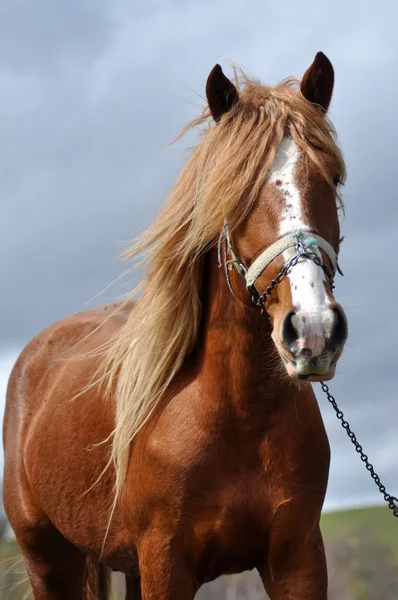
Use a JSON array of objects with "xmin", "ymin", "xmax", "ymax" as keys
[{"xmin": 279, "ymin": 349, "xmax": 337, "ymax": 382}]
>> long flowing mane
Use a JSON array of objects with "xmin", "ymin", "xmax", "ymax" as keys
[{"xmin": 103, "ymin": 69, "xmax": 346, "ymax": 498}]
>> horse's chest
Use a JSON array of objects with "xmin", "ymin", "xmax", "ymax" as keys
[{"xmin": 186, "ymin": 473, "xmax": 273, "ymax": 579}]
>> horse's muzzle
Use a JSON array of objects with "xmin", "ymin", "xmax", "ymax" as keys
[{"xmin": 277, "ymin": 302, "xmax": 347, "ymax": 380}]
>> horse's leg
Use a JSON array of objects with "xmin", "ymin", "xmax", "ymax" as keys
[
  {"xmin": 96, "ymin": 563, "xmax": 111, "ymax": 600},
  {"xmin": 138, "ymin": 532, "xmax": 194, "ymax": 600},
  {"xmin": 259, "ymin": 525, "xmax": 327, "ymax": 600},
  {"xmin": 15, "ymin": 518, "xmax": 86, "ymax": 600},
  {"xmin": 126, "ymin": 575, "xmax": 142, "ymax": 599},
  {"xmin": 83, "ymin": 554, "xmax": 111, "ymax": 599}
]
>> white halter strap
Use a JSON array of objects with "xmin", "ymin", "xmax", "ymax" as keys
[
  {"xmin": 220, "ymin": 223, "xmax": 339, "ymax": 289},
  {"xmin": 245, "ymin": 230, "xmax": 338, "ymax": 287}
]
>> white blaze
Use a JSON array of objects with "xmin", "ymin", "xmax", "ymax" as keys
[{"xmin": 269, "ymin": 137, "xmax": 331, "ymax": 355}]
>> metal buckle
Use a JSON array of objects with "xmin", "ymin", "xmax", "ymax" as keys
[{"xmin": 294, "ymin": 231, "xmax": 307, "ymax": 256}]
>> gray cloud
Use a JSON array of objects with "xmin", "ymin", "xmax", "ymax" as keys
[{"xmin": 1, "ymin": 0, "xmax": 398, "ymax": 511}]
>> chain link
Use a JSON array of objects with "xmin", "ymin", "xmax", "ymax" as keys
[{"xmin": 320, "ymin": 383, "xmax": 398, "ymax": 519}]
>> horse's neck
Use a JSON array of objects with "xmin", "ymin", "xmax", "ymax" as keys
[{"xmin": 196, "ymin": 248, "xmax": 282, "ymax": 414}]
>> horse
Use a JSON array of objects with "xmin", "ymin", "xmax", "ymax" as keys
[{"xmin": 3, "ymin": 51, "xmax": 348, "ymax": 599}]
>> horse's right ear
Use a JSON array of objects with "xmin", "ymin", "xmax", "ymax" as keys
[{"xmin": 206, "ymin": 64, "xmax": 239, "ymax": 122}]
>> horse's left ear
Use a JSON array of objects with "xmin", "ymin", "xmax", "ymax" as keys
[
  {"xmin": 300, "ymin": 52, "xmax": 334, "ymax": 111},
  {"xmin": 206, "ymin": 64, "xmax": 239, "ymax": 122}
]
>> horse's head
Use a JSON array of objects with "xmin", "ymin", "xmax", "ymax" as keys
[{"xmin": 207, "ymin": 53, "xmax": 347, "ymax": 382}]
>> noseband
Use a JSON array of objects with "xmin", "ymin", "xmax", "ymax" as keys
[{"xmin": 218, "ymin": 222, "xmax": 342, "ymax": 319}]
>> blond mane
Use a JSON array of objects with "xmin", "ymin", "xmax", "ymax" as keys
[{"xmin": 103, "ymin": 69, "xmax": 346, "ymax": 499}]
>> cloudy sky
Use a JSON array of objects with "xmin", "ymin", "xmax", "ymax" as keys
[{"xmin": 1, "ymin": 0, "xmax": 398, "ymax": 513}]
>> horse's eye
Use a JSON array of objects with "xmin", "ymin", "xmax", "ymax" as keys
[{"xmin": 333, "ymin": 175, "xmax": 341, "ymax": 187}]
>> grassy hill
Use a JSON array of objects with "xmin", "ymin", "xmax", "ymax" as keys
[
  {"xmin": 0, "ymin": 505, "xmax": 396, "ymax": 599},
  {"xmin": 321, "ymin": 504, "xmax": 398, "ymax": 559}
]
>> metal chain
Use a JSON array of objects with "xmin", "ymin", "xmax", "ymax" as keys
[
  {"xmin": 320, "ymin": 382, "xmax": 398, "ymax": 519},
  {"xmin": 223, "ymin": 228, "xmax": 398, "ymax": 519},
  {"xmin": 245, "ymin": 242, "xmax": 398, "ymax": 520}
]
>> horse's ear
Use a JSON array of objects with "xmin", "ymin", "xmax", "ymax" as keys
[
  {"xmin": 206, "ymin": 64, "xmax": 239, "ymax": 122},
  {"xmin": 300, "ymin": 52, "xmax": 334, "ymax": 111}
]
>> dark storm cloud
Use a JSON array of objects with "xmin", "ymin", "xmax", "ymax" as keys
[{"xmin": 1, "ymin": 0, "xmax": 398, "ymax": 510}]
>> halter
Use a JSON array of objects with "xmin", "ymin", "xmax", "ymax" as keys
[{"xmin": 218, "ymin": 222, "xmax": 342, "ymax": 317}]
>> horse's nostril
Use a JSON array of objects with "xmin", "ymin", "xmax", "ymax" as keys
[
  {"xmin": 300, "ymin": 348, "xmax": 313, "ymax": 359},
  {"xmin": 281, "ymin": 311, "xmax": 299, "ymax": 352},
  {"xmin": 330, "ymin": 305, "xmax": 348, "ymax": 348}
]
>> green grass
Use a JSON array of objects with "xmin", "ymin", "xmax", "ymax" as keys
[{"xmin": 321, "ymin": 504, "xmax": 398, "ymax": 559}]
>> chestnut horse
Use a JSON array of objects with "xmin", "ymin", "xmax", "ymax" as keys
[{"xmin": 4, "ymin": 52, "xmax": 348, "ymax": 599}]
